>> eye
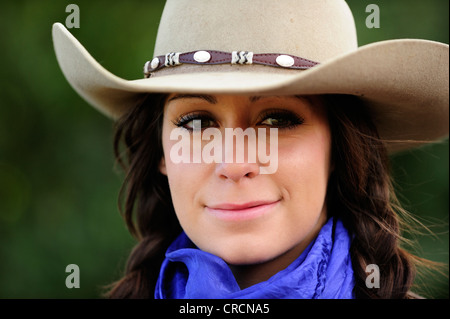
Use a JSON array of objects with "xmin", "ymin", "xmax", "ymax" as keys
[
  {"xmin": 258, "ymin": 110, "xmax": 304, "ymax": 129},
  {"xmin": 173, "ymin": 112, "xmax": 217, "ymax": 131}
]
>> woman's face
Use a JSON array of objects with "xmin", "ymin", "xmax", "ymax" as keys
[{"xmin": 160, "ymin": 94, "xmax": 332, "ymax": 266}]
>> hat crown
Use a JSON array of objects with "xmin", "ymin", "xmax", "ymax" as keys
[{"xmin": 154, "ymin": 0, "xmax": 358, "ymax": 62}]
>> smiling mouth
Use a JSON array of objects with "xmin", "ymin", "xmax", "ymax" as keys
[{"xmin": 205, "ymin": 200, "xmax": 281, "ymax": 222}]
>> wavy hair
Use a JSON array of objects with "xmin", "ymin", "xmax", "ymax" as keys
[{"xmin": 106, "ymin": 93, "xmax": 427, "ymax": 299}]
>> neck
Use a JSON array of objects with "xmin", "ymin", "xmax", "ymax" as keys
[
  {"xmin": 229, "ymin": 213, "xmax": 327, "ymax": 289},
  {"xmin": 228, "ymin": 243, "xmax": 307, "ymax": 289}
]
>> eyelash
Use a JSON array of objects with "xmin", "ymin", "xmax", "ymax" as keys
[
  {"xmin": 173, "ymin": 112, "xmax": 217, "ymax": 130},
  {"xmin": 173, "ymin": 110, "xmax": 304, "ymax": 131},
  {"xmin": 257, "ymin": 110, "xmax": 305, "ymax": 130}
]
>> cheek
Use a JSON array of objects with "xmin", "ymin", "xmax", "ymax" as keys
[
  {"xmin": 161, "ymin": 133, "xmax": 211, "ymax": 226},
  {"xmin": 277, "ymin": 128, "xmax": 332, "ymax": 206},
  {"xmin": 271, "ymin": 130, "xmax": 331, "ymax": 247},
  {"xmin": 166, "ymin": 164, "xmax": 200, "ymax": 225}
]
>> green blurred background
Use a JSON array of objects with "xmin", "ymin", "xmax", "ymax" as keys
[{"xmin": 0, "ymin": 0, "xmax": 448, "ymax": 298}]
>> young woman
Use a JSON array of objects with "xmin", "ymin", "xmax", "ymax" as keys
[{"xmin": 52, "ymin": 0, "xmax": 449, "ymax": 298}]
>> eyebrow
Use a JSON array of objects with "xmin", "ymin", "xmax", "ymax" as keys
[
  {"xmin": 250, "ymin": 95, "xmax": 313, "ymax": 103},
  {"xmin": 167, "ymin": 94, "xmax": 311, "ymax": 104},
  {"xmin": 167, "ymin": 94, "xmax": 218, "ymax": 104}
]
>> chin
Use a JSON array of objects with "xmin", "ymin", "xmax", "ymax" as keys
[
  {"xmin": 222, "ymin": 253, "xmax": 266, "ymax": 266},
  {"xmin": 209, "ymin": 242, "xmax": 282, "ymax": 266}
]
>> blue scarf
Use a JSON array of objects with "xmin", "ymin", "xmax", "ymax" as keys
[{"xmin": 155, "ymin": 217, "xmax": 355, "ymax": 299}]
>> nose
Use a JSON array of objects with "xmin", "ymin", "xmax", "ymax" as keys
[{"xmin": 215, "ymin": 161, "xmax": 260, "ymax": 182}]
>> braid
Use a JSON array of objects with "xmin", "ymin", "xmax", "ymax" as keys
[{"xmin": 325, "ymin": 94, "xmax": 417, "ymax": 298}]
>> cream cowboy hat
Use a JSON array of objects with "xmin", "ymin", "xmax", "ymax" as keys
[{"xmin": 52, "ymin": 0, "xmax": 449, "ymax": 152}]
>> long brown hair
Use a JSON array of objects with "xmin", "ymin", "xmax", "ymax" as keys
[{"xmin": 106, "ymin": 93, "xmax": 425, "ymax": 299}]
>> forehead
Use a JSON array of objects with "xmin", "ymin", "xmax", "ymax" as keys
[
  {"xmin": 166, "ymin": 93, "xmax": 314, "ymax": 103},
  {"xmin": 164, "ymin": 94, "xmax": 326, "ymax": 114}
]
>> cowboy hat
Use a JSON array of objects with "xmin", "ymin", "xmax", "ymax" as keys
[{"xmin": 52, "ymin": 0, "xmax": 449, "ymax": 152}]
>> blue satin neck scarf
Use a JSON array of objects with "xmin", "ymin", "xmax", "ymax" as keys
[{"xmin": 155, "ymin": 218, "xmax": 355, "ymax": 299}]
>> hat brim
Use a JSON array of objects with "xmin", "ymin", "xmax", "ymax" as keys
[{"xmin": 52, "ymin": 23, "xmax": 449, "ymax": 153}]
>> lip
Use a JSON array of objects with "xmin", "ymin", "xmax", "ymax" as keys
[{"xmin": 206, "ymin": 200, "xmax": 280, "ymax": 222}]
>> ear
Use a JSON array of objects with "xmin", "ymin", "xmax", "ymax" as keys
[{"xmin": 159, "ymin": 157, "xmax": 167, "ymax": 175}]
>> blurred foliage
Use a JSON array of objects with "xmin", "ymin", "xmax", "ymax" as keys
[{"xmin": 0, "ymin": 0, "xmax": 448, "ymax": 298}]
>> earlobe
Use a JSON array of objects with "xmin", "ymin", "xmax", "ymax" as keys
[{"xmin": 159, "ymin": 157, "xmax": 167, "ymax": 175}]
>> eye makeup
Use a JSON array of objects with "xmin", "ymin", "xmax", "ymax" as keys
[
  {"xmin": 172, "ymin": 108, "xmax": 305, "ymax": 131},
  {"xmin": 256, "ymin": 109, "xmax": 305, "ymax": 130},
  {"xmin": 172, "ymin": 111, "xmax": 217, "ymax": 130}
]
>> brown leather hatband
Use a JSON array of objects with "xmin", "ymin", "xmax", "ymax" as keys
[{"xmin": 144, "ymin": 50, "xmax": 319, "ymax": 78}]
